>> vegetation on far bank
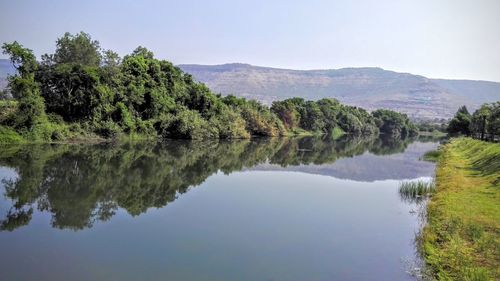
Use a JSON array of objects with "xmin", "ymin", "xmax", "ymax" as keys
[
  {"xmin": 421, "ymin": 138, "xmax": 500, "ymax": 280},
  {"xmin": 0, "ymin": 32, "xmax": 417, "ymax": 143}
]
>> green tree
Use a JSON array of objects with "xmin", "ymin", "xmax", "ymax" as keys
[
  {"xmin": 271, "ymin": 99, "xmax": 301, "ymax": 129},
  {"xmin": 447, "ymin": 106, "xmax": 471, "ymax": 136},
  {"xmin": 50, "ymin": 32, "xmax": 102, "ymax": 66},
  {"xmin": 300, "ymin": 101, "xmax": 325, "ymax": 132},
  {"xmin": 317, "ymin": 98, "xmax": 341, "ymax": 133},
  {"xmin": 470, "ymin": 102, "xmax": 500, "ymax": 141},
  {"xmin": 2, "ymin": 42, "xmax": 45, "ymax": 129},
  {"xmin": 486, "ymin": 102, "xmax": 500, "ymax": 140},
  {"xmin": 372, "ymin": 109, "xmax": 417, "ymax": 138}
]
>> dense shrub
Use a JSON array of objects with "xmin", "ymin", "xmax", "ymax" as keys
[{"xmin": 0, "ymin": 126, "xmax": 23, "ymax": 143}]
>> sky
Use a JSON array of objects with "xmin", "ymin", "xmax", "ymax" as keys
[{"xmin": 1, "ymin": 0, "xmax": 499, "ymax": 82}]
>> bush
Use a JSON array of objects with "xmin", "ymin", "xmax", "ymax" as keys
[
  {"xmin": 164, "ymin": 110, "xmax": 217, "ymax": 139},
  {"xmin": 0, "ymin": 100, "xmax": 18, "ymax": 125},
  {"xmin": 240, "ymin": 103, "xmax": 283, "ymax": 137},
  {"xmin": 209, "ymin": 109, "xmax": 250, "ymax": 139},
  {"xmin": 94, "ymin": 121, "xmax": 122, "ymax": 139},
  {"xmin": 135, "ymin": 119, "xmax": 156, "ymax": 136},
  {"xmin": 18, "ymin": 120, "xmax": 70, "ymax": 142},
  {"xmin": 0, "ymin": 125, "xmax": 24, "ymax": 143},
  {"xmin": 372, "ymin": 109, "xmax": 417, "ymax": 137},
  {"xmin": 113, "ymin": 102, "xmax": 135, "ymax": 132},
  {"xmin": 15, "ymin": 93, "xmax": 46, "ymax": 129}
]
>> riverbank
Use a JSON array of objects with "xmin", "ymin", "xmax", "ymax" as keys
[{"xmin": 422, "ymin": 138, "xmax": 499, "ymax": 280}]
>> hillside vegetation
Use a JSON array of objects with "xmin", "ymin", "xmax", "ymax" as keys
[
  {"xmin": 0, "ymin": 32, "xmax": 416, "ymax": 143},
  {"xmin": 422, "ymin": 138, "xmax": 500, "ymax": 280}
]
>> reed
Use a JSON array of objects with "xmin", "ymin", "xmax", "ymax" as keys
[{"xmin": 399, "ymin": 180, "xmax": 435, "ymax": 203}]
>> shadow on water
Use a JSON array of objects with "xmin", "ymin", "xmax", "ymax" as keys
[{"xmin": 0, "ymin": 135, "xmax": 427, "ymax": 231}]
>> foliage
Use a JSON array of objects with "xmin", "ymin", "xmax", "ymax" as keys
[
  {"xmin": 0, "ymin": 89, "xmax": 11, "ymax": 99},
  {"xmin": 271, "ymin": 98, "xmax": 389, "ymax": 136},
  {"xmin": 2, "ymin": 41, "xmax": 46, "ymax": 129},
  {"xmin": 447, "ymin": 105, "xmax": 472, "ymax": 136},
  {"xmin": 421, "ymin": 138, "xmax": 500, "ymax": 280},
  {"xmin": 0, "ymin": 100, "xmax": 17, "ymax": 124},
  {"xmin": 448, "ymin": 103, "xmax": 500, "ymax": 141},
  {"xmin": 372, "ymin": 109, "xmax": 418, "ymax": 137},
  {"xmin": 0, "ymin": 126, "xmax": 23, "ymax": 143},
  {"xmin": 164, "ymin": 109, "xmax": 216, "ymax": 139},
  {"xmin": 1, "ymin": 32, "xmax": 417, "ymax": 142},
  {"xmin": 49, "ymin": 31, "xmax": 102, "ymax": 66},
  {"xmin": 470, "ymin": 102, "xmax": 500, "ymax": 141}
]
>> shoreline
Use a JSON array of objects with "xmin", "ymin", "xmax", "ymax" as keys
[{"xmin": 421, "ymin": 138, "xmax": 499, "ymax": 280}]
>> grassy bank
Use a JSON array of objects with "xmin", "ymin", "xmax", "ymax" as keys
[{"xmin": 421, "ymin": 138, "xmax": 500, "ymax": 280}]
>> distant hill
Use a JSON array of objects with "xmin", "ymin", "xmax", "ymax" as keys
[
  {"xmin": 0, "ymin": 59, "xmax": 15, "ymax": 90},
  {"xmin": 1, "ymin": 59, "xmax": 499, "ymax": 119},
  {"xmin": 179, "ymin": 63, "xmax": 500, "ymax": 119}
]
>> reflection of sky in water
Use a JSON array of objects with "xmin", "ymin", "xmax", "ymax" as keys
[
  {"xmin": 250, "ymin": 141, "xmax": 438, "ymax": 181},
  {"xmin": 0, "ymin": 167, "xmax": 17, "ymax": 214},
  {"xmin": 0, "ymin": 171, "xmax": 421, "ymax": 281},
  {"xmin": 0, "ymin": 139, "xmax": 437, "ymax": 281}
]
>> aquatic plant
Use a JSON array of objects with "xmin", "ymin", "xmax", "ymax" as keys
[{"xmin": 399, "ymin": 180, "xmax": 436, "ymax": 203}]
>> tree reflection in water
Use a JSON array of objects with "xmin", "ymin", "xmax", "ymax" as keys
[{"xmin": 0, "ymin": 135, "xmax": 420, "ymax": 231}]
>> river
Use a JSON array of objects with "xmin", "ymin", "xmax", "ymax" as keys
[{"xmin": 0, "ymin": 136, "xmax": 438, "ymax": 281}]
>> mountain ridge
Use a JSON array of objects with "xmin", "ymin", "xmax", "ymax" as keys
[{"xmin": 182, "ymin": 62, "xmax": 500, "ymax": 83}]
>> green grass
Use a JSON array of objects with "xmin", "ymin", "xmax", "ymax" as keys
[
  {"xmin": 421, "ymin": 138, "xmax": 500, "ymax": 280},
  {"xmin": 421, "ymin": 149, "xmax": 442, "ymax": 162},
  {"xmin": 399, "ymin": 180, "xmax": 436, "ymax": 203}
]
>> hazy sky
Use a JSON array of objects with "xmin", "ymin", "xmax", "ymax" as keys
[{"xmin": 1, "ymin": 0, "xmax": 499, "ymax": 81}]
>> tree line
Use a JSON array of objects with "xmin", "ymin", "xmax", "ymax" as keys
[
  {"xmin": 1, "ymin": 32, "xmax": 417, "ymax": 142},
  {"xmin": 447, "ymin": 103, "xmax": 500, "ymax": 141}
]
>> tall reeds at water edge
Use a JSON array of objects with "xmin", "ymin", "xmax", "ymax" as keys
[{"xmin": 399, "ymin": 180, "xmax": 436, "ymax": 203}]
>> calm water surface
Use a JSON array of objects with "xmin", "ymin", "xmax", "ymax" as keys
[{"xmin": 0, "ymin": 136, "xmax": 438, "ymax": 281}]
